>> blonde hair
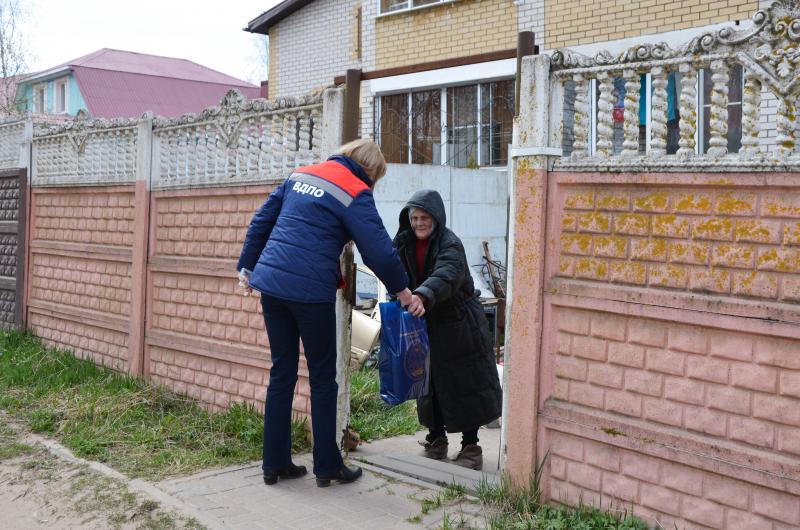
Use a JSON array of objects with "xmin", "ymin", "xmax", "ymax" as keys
[{"xmin": 336, "ymin": 139, "xmax": 387, "ymax": 183}]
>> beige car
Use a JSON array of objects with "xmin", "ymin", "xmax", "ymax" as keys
[{"xmin": 350, "ymin": 264, "xmax": 386, "ymax": 368}]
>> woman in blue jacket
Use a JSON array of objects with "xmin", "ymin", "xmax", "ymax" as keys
[{"xmin": 237, "ymin": 139, "xmax": 425, "ymax": 487}]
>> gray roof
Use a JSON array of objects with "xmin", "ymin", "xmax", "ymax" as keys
[{"xmin": 245, "ymin": 0, "xmax": 315, "ymax": 34}]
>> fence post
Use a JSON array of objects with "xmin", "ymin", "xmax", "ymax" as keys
[
  {"xmin": 321, "ymin": 88, "xmax": 345, "ymax": 158},
  {"xmin": 320, "ymin": 87, "xmax": 355, "ymax": 447},
  {"xmin": 19, "ymin": 116, "xmax": 32, "ymax": 330},
  {"xmin": 515, "ymin": 31, "xmax": 536, "ymax": 118},
  {"xmin": 128, "ymin": 112, "xmax": 153, "ymax": 377},
  {"xmin": 503, "ymin": 55, "xmax": 559, "ymax": 484}
]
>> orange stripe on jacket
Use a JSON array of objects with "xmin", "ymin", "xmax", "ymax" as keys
[{"xmin": 296, "ymin": 161, "xmax": 369, "ymax": 198}]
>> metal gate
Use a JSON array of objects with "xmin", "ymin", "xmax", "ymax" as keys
[{"xmin": 0, "ymin": 168, "xmax": 27, "ymax": 330}]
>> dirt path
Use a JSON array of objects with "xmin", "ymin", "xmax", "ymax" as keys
[{"xmin": 0, "ymin": 415, "xmax": 204, "ymax": 530}]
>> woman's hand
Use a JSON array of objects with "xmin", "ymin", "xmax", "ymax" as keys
[
  {"xmin": 238, "ymin": 269, "xmax": 253, "ymax": 297},
  {"xmin": 407, "ymin": 294, "xmax": 426, "ymax": 317},
  {"xmin": 396, "ymin": 288, "xmax": 413, "ymax": 307}
]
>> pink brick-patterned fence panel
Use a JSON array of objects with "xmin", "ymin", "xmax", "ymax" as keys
[
  {"xmin": 145, "ymin": 187, "xmax": 312, "ymax": 414},
  {"xmin": 27, "ymin": 186, "xmax": 136, "ymax": 372},
  {"xmin": 22, "ymin": 87, "xmax": 341, "ymax": 420},
  {"xmin": 518, "ymin": 170, "xmax": 800, "ymax": 529}
]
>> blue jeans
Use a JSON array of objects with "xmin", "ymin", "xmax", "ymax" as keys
[{"xmin": 260, "ymin": 295, "xmax": 343, "ymax": 476}]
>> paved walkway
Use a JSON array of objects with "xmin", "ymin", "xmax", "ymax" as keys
[
  {"xmin": 158, "ymin": 429, "xmax": 502, "ymax": 530},
  {"xmin": 17, "ymin": 421, "xmax": 501, "ymax": 530}
]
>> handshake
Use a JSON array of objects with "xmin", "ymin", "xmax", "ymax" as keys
[
  {"xmin": 237, "ymin": 269, "xmax": 424, "ymax": 318},
  {"xmin": 397, "ymin": 288, "xmax": 425, "ymax": 318}
]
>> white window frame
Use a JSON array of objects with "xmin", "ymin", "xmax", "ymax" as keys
[
  {"xmin": 377, "ymin": 0, "xmax": 457, "ymax": 17},
  {"xmin": 55, "ymin": 78, "xmax": 68, "ymax": 114}
]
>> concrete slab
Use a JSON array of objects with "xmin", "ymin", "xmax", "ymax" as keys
[
  {"xmin": 156, "ymin": 451, "xmax": 488, "ymax": 530},
  {"xmin": 349, "ymin": 423, "xmax": 503, "ymax": 489}
]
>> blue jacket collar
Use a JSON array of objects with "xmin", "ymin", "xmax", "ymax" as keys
[{"xmin": 327, "ymin": 155, "xmax": 373, "ymax": 187}]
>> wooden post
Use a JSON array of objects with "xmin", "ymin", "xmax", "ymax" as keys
[
  {"xmin": 515, "ymin": 31, "xmax": 536, "ymax": 118},
  {"xmin": 342, "ymin": 69, "xmax": 362, "ymax": 143}
]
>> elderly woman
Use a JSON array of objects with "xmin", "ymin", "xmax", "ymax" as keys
[
  {"xmin": 238, "ymin": 140, "xmax": 424, "ymax": 487},
  {"xmin": 393, "ymin": 189, "xmax": 502, "ymax": 470}
]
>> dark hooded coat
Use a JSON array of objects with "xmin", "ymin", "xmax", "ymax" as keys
[{"xmin": 393, "ymin": 189, "xmax": 502, "ymax": 433}]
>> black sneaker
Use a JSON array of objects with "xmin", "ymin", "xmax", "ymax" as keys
[
  {"xmin": 263, "ymin": 462, "xmax": 308, "ymax": 485},
  {"xmin": 315, "ymin": 464, "xmax": 363, "ymax": 487}
]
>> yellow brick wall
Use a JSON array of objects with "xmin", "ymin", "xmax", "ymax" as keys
[
  {"xmin": 375, "ymin": 0, "xmax": 517, "ymax": 70},
  {"xmin": 557, "ymin": 187, "xmax": 800, "ymax": 301},
  {"xmin": 546, "ymin": 0, "xmax": 758, "ymax": 49}
]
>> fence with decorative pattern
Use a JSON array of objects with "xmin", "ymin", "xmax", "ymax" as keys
[
  {"xmin": 18, "ymin": 87, "xmax": 344, "ymax": 418},
  {"xmin": 505, "ymin": 2, "xmax": 800, "ymax": 527}
]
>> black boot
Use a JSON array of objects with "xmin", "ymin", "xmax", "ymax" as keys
[
  {"xmin": 315, "ymin": 464, "xmax": 363, "ymax": 487},
  {"xmin": 263, "ymin": 462, "xmax": 308, "ymax": 485}
]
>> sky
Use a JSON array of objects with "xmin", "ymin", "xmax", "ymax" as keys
[{"xmin": 23, "ymin": 0, "xmax": 283, "ymax": 84}]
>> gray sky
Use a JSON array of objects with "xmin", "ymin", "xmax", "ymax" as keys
[{"xmin": 24, "ymin": 0, "xmax": 282, "ymax": 84}]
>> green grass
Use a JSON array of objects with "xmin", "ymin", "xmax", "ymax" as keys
[
  {"xmin": 0, "ymin": 419, "xmax": 34, "ymax": 460},
  {"xmin": 475, "ymin": 456, "xmax": 648, "ymax": 530},
  {"xmin": 0, "ymin": 331, "xmax": 310, "ymax": 480},
  {"xmin": 349, "ymin": 366, "xmax": 421, "ymax": 441}
]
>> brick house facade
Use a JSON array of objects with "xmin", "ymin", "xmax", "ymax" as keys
[{"xmin": 246, "ymin": 0, "xmax": 773, "ymax": 165}]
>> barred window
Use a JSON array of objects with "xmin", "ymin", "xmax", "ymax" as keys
[
  {"xmin": 379, "ymin": 93, "xmax": 409, "ymax": 163},
  {"xmin": 376, "ymin": 79, "xmax": 514, "ymax": 168}
]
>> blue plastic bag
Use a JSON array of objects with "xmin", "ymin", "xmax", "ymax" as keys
[{"xmin": 378, "ymin": 301, "xmax": 430, "ymax": 406}]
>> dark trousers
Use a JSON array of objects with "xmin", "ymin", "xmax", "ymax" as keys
[
  {"xmin": 426, "ymin": 381, "xmax": 479, "ymax": 447},
  {"xmin": 260, "ymin": 295, "xmax": 343, "ymax": 476}
]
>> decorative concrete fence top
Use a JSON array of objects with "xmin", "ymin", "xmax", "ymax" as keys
[
  {"xmin": 25, "ymin": 87, "xmax": 342, "ymax": 189},
  {"xmin": 151, "ymin": 90, "xmax": 327, "ymax": 190},
  {"xmin": 547, "ymin": 0, "xmax": 800, "ymax": 171}
]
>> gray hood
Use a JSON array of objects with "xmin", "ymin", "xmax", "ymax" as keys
[{"xmin": 397, "ymin": 189, "xmax": 446, "ymax": 238}]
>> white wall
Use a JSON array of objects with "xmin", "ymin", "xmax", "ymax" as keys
[
  {"xmin": 272, "ymin": 0, "xmax": 361, "ymax": 98},
  {"xmin": 358, "ymin": 163, "xmax": 509, "ymax": 295}
]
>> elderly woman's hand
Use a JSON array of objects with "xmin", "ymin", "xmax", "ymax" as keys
[{"xmin": 396, "ymin": 288, "xmax": 425, "ymax": 317}]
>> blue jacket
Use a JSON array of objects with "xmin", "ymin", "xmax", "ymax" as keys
[{"xmin": 237, "ymin": 156, "xmax": 408, "ymax": 303}]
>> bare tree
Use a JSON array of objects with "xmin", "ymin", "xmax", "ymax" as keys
[
  {"xmin": 0, "ymin": 0, "xmax": 29, "ymax": 116},
  {"xmin": 245, "ymin": 34, "xmax": 269, "ymax": 87}
]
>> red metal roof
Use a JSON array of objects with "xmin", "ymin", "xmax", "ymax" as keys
[
  {"xmin": 73, "ymin": 67, "xmax": 260, "ymax": 119},
  {"xmin": 29, "ymin": 49, "xmax": 260, "ymax": 119}
]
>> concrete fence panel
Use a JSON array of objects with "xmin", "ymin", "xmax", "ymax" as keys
[
  {"xmin": 506, "ymin": 3, "xmax": 800, "ymax": 526},
  {"xmin": 22, "ymin": 87, "xmax": 344, "ymax": 419}
]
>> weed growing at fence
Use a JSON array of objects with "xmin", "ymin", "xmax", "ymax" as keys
[
  {"xmin": 475, "ymin": 459, "xmax": 648, "ymax": 530},
  {"xmin": 349, "ymin": 365, "xmax": 420, "ymax": 441},
  {"xmin": 0, "ymin": 331, "xmax": 311, "ymax": 480}
]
